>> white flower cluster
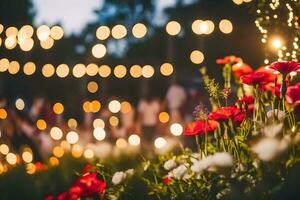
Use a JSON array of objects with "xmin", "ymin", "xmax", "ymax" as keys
[
  {"xmin": 112, "ymin": 169, "xmax": 135, "ymax": 185},
  {"xmin": 252, "ymin": 135, "xmax": 291, "ymax": 162},
  {"xmin": 163, "ymin": 152, "xmax": 233, "ymax": 180},
  {"xmin": 191, "ymin": 152, "xmax": 233, "ymax": 173}
]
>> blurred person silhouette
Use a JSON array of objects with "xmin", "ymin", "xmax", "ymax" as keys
[
  {"xmin": 137, "ymin": 94, "xmax": 160, "ymax": 143},
  {"xmin": 166, "ymin": 80, "xmax": 187, "ymax": 123}
]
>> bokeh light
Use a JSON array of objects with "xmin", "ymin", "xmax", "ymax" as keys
[
  {"xmin": 53, "ymin": 102, "xmax": 64, "ymax": 115},
  {"xmin": 128, "ymin": 134, "xmax": 141, "ymax": 146},
  {"xmin": 219, "ymin": 19, "xmax": 233, "ymax": 34},
  {"xmin": 23, "ymin": 62, "xmax": 36, "ymax": 75},
  {"xmin": 8, "ymin": 61, "xmax": 20, "ymax": 74},
  {"xmin": 154, "ymin": 137, "xmax": 167, "ymax": 149},
  {"xmin": 15, "ymin": 98, "xmax": 25, "ymax": 110},
  {"xmin": 190, "ymin": 50, "xmax": 204, "ymax": 64},
  {"xmin": 53, "ymin": 146, "xmax": 64, "ymax": 158},
  {"xmin": 22, "ymin": 151, "xmax": 33, "ymax": 163},
  {"xmin": 87, "ymin": 81, "xmax": 99, "ymax": 93},
  {"xmin": 56, "ymin": 64, "xmax": 69, "ymax": 78},
  {"xmin": 109, "ymin": 116, "xmax": 119, "ymax": 127},
  {"xmin": 37, "ymin": 25, "xmax": 50, "ymax": 41},
  {"xmin": 36, "ymin": 119, "xmax": 47, "ymax": 131},
  {"xmin": 0, "ymin": 58, "xmax": 9, "ymax": 72},
  {"xmin": 6, "ymin": 153, "xmax": 17, "ymax": 165},
  {"xmin": 99, "ymin": 65, "xmax": 111, "ymax": 77},
  {"xmin": 96, "ymin": 26, "xmax": 110, "ymax": 40},
  {"xmin": 40, "ymin": 37, "xmax": 54, "ymax": 49},
  {"xmin": 108, "ymin": 100, "xmax": 121, "ymax": 113},
  {"xmin": 166, "ymin": 21, "xmax": 181, "ymax": 36},
  {"xmin": 50, "ymin": 127, "xmax": 63, "ymax": 140},
  {"xmin": 42, "ymin": 64, "xmax": 55, "ymax": 78},
  {"xmin": 132, "ymin": 23, "xmax": 147, "ymax": 38},
  {"xmin": 66, "ymin": 131, "xmax": 79, "ymax": 144},
  {"xmin": 86, "ymin": 63, "xmax": 99, "ymax": 76},
  {"xmin": 159, "ymin": 112, "xmax": 170, "ymax": 123},
  {"xmin": 67, "ymin": 118, "xmax": 78, "ymax": 129},
  {"xmin": 160, "ymin": 63, "xmax": 174, "ymax": 76},
  {"xmin": 50, "ymin": 26, "xmax": 64, "ymax": 40},
  {"xmin": 120, "ymin": 101, "xmax": 131, "ymax": 114},
  {"xmin": 0, "ymin": 144, "xmax": 9, "ymax": 155},
  {"xmin": 71, "ymin": 144, "xmax": 83, "ymax": 158},
  {"xmin": 170, "ymin": 123, "xmax": 183, "ymax": 136},
  {"xmin": 92, "ymin": 44, "xmax": 106, "ymax": 58},
  {"xmin": 93, "ymin": 119, "xmax": 105, "ymax": 129},
  {"xmin": 130, "ymin": 65, "xmax": 142, "ymax": 78},
  {"xmin": 93, "ymin": 127, "xmax": 106, "ymax": 141},
  {"xmin": 84, "ymin": 149, "xmax": 94, "ymax": 159},
  {"xmin": 142, "ymin": 65, "xmax": 154, "ymax": 78},
  {"xmin": 114, "ymin": 65, "xmax": 127, "ymax": 78},
  {"xmin": 72, "ymin": 63, "xmax": 86, "ymax": 78},
  {"xmin": 116, "ymin": 138, "xmax": 128, "ymax": 148},
  {"xmin": 111, "ymin": 24, "xmax": 127, "ymax": 39},
  {"xmin": 0, "ymin": 108, "xmax": 8, "ymax": 119}
]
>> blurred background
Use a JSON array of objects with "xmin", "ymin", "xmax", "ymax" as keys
[{"xmin": 0, "ymin": 0, "xmax": 266, "ymax": 198}]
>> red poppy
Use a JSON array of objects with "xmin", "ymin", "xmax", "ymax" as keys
[
  {"xmin": 56, "ymin": 173, "xmax": 106, "ymax": 200},
  {"xmin": 82, "ymin": 164, "xmax": 94, "ymax": 174},
  {"xmin": 236, "ymin": 95, "xmax": 254, "ymax": 105},
  {"xmin": 163, "ymin": 177, "xmax": 173, "ymax": 184},
  {"xmin": 286, "ymin": 83, "xmax": 300, "ymax": 105},
  {"xmin": 269, "ymin": 61, "xmax": 300, "ymax": 75},
  {"xmin": 240, "ymin": 72, "xmax": 268, "ymax": 86},
  {"xmin": 256, "ymin": 66, "xmax": 278, "ymax": 83},
  {"xmin": 184, "ymin": 120, "xmax": 219, "ymax": 136},
  {"xmin": 208, "ymin": 106, "xmax": 245, "ymax": 123},
  {"xmin": 35, "ymin": 162, "xmax": 48, "ymax": 171},
  {"xmin": 216, "ymin": 56, "xmax": 242, "ymax": 65},
  {"xmin": 232, "ymin": 62, "xmax": 253, "ymax": 78}
]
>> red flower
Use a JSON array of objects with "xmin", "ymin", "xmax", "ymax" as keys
[
  {"xmin": 82, "ymin": 164, "xmax": 94, "ymax": 174},
  {"xmin": 240, "ymin": 72, "xmax": 268, "ymax": 86},
  {"xmin": 232, "ymin": 62, "xmax": 253, "ymax": 78},
  {"xmin": 208, "ymin": 106, "xmax": 245, "ymax": 123},
  {"xmin": 35, "ymin": 162, "xmax": 48, "ymax": 171},
  {"xmin": 236, "ymin": 95, "xmax": 254, "ymax": 105},
  {"xmin": 286, "ymin": 83, "xmax": 300, "ymax": 105},
  {"xmin": 184, "ymin": 120, "xmax": 219, "ymax": 136},
  {"xmin": 216, "ymin": 56, "xmax": 242, "ymax": 65},
  {"xmin": 56, "ymin": 173, "xmax": 106, "ymax": 200},
  {"xmin": 269, "ymin": 61, "xmax": 300, "ymax": 75},
  {"xmin": 163, "ymin": 177, "xmax": 173, "ymax": 184}
]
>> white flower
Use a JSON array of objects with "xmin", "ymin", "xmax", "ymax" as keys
[
  {"xmin": 212, "ymin": 152, "xmax": 233, "ymax": 168},
  {"xmin": 191, "ymin": 161, "xmax": 204, "ymax": 173},
  {"xmin": 170, "ymin": 164, "xmax": 188, "ymax": 180},
  {"xmin": 112, "ymin": 171, "xmax": 126, "ymax": 185},
  {"xmin": 190, "ymin": 153, "xmax": 201, "ymax": 163},
  {"xmin": 199, "ymin": 155, "xmax": 214, "ymax": 169},
  {"xmin": 252, "ymin": 138, "xmax": 281, "ymax": 161},
  {"xmin": 267, "ymin": 109, "xmax": 285, "ymax": 121},
  {"xmin": 263, "ymin": 123, "xmax": 283, "ymax": 138},
  {"xmin": 163, "ymin": 159, "xmax": 177, "ymax": 170}
]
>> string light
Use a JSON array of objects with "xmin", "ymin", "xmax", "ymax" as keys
[
  {"xmin": 170, "ymin": 123, "xmax": 183, "ymax": 136},
  {"xmin": 96, "ymin": 26, "xmax": 110, "ymax": 40},
  {"xmin": 91, "ymin": 44, "xmax": 107, "ymax": 58},
  {"xmin": 166, "ymin": 21, "xmax": 181, "ymax": 36},
  {"xmin": 154, "ymin": 137, "xmax": 167, "ymax": 149},
  {"xmin": 190, "ymin": 50, "xmax": 204, "ymax": 64},
  {"xmin": 128, "ymin": 134, "xmax": 141, "ymax": 146},
  {"xmin": 132, "ymin": 23, "xmax": 147, "ymax": 38}
]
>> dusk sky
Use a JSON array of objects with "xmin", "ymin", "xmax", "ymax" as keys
[{"xmin": 33, "ymin": 0, "xmax": 197, "ymax": 35}]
